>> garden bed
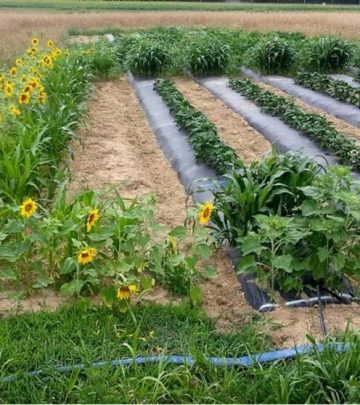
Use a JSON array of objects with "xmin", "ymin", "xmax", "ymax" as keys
[{"xmin": 241, "ymin": 67, "xmax": 360, "ymax": 129}]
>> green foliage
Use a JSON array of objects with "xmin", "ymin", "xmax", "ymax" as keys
[
  {"xmin": 238, "ymin": 166, "xmax": 360, "ymax": 294},
  {"xmin": 185, "ymin": 34, "xmax": 230, "ymax": 75},
  {"xmin": 211, "ymin": 152, "xmax": 319, "ymax": 245},
  {"xmin": 295, "ymin": 71, "xmax": 360, "ymax": 108},
  {"xmin": 154, "ymin": 78, "xmax": 239, "ymax": 174},
  {"xmin": 300, "ymin": 36, "xmax": 353, "ymax": 73},
  {"xmin": 126, "ymin": 39, "xmax": 173, "ymax": 76},
  {"xmin": 247, "ymin": 36, "xmax": 297, "ymax": 74},
  {"xmin": 229, "ymin": 78, "xmax": 360, "ymax": 170}
]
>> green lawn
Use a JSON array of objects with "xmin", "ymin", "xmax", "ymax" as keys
[
  {"xmin": 0, "ymin": 300, "xmax": 360, "ymax": 403},
  {"xmin": 0, "ymin": 0, "xmax": 360, "ymax": 12}
]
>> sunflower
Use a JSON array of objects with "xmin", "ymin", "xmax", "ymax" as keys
[
  {"xmin": 198, "ymin": 201, "xmax": 214, "ymax": 226},
  {"xmin": 20, "ymin": 198, "xmax": 37, "ymax": 218},
  {"xmin": 47, "ymin": 39, "xmax": 54, "ymax": 48},
  {"xmin": 27, "ymin": 47, "xmax": 37, "ymax": 57},
  {"xmin": 10, "ymin": 67, "xmax": 17, "ymax": 76},
  {"xmin": 77, "ymin": 247, "xmax": 97, "ymax": 265},
  {"xmin": 19, "ymin": 92, "xmax": 30, "ymax": 105},
  {"xmin": 23, "ymin": 85, "xmax": 32, "ymax": 93},
  {"xmin": 31, "ymin": 37, "xmax": 39, "ymax": 46},
  {"xmin": 86, "ymin": 208, "xmax": 100, "ymax": 232},
  {"xmin": 37, "ymin": 91, "xmax": 47, "ymax": 104},
  {"xmin": 0, "ymin": 74, "xmax": 4, "ymax": 83},
  {"xmin": 116, "ymin": 284, "xmax": 138, "ymax": 300},
  {"xmin": 9, "ymin": 105, "xmax": 21, "ymax": 117},
  {"xmin": 15, "ymin": 58, "xmax": 23, "ymax": 67},
  {"xmin": 5, "ymin": 83, "xmax": 14, "ymax": 97},
  {"xmin": 29, "ymin": 79, "xmax": 39, "ymax": 89}
]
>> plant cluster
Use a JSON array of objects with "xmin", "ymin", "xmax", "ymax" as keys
[
  {"xmin": 299, "ymin": 36, "xmax": 353, "ymax": 72},
  {"xmin": 125, "ymin": 39, "xmax": 173, "ymax": 76},
  {"xmin": 211, "ymin": 153, "xmax": 360, "ymax": 294},
  {"xmin": 185, "ymin": 35, "xmax": 230, "ymax": 75},
  {"xmin": 229, "ymin": 78, "xmax": 360, "ymax": 170},
  {"xmin": 0, "ymin": 188, "xmax": 215, "ymax": 306},
  {"xmin": 154, "ymin": 78, "xmax": 239, "ymax": 174},
  {"xmin": 295, "ymin": 71, "xmax": 360, "ymax": 108},
  {"xmin": 247, "ymin": 36, "xmax": 296, "ymax": 74}
]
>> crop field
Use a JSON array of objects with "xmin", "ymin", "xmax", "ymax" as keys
[{"xmin": 1, "ymin": 20, "xmax": 360, "ymax": 403}]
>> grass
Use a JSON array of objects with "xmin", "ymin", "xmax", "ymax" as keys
[
  {"xmin": 1, "ymin": 0, "xmax": 360, "ymax": 12},
  {"xmin": 0, "ymin": 300, "xmax": 360, "ymax": 403}
]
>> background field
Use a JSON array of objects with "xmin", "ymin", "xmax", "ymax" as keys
[{"xmin": 1, "ymin": 8, "xmax": 360, "ymax": 63}]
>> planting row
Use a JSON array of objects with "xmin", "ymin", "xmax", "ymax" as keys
[
  {"xmin": 111, "ymin": 28, "xmax": 360, "ymax": 77},
  {"xmin": 150, "ymin": 76, "xmax": 360, "ymax": 302},
  {"xmin": 295, "ymin": 72, "xmax": 360, "ymax": 109},
  {"xmin": 229, "ymin": 78, "xmax": 360, "ymax": 171}
]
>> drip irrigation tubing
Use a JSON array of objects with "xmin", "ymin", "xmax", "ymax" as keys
[{"xmin": 0, "ymin": 343, "xmax": 350, "ymax": 384}]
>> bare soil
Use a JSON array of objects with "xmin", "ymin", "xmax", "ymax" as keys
[
  {"xmin": 172, "ymin": 77, "xmax": 271, "ymax": 164},
  {"xmin": 255, "ymin": 80, "xmax": 360, "ymax": 146},
  {"xmin": 2, "ymin": 10, "xmax": 360, "ymax": 62},
  {"xmin": 68, "ymin": 77, "xmax": 187, "ymax": 228}
]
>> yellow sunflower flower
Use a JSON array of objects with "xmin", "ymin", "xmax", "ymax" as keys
[
  {"xmin": 5, "ymin": 83, "xmax": 14, "ymax": 97},
  {"xmin": 86, "ymin": 208, "xmax": 100, "ymax": 232},
  {"xmin": 9, "ymin": 105, "xmax": 21, "ymax": 117},
  {"xmin": 10, "ymin": 67, "xmax": 17, "ymax": 76},
  {"xmin": 198, "ymin": 201, "xmax": 214, "ymax": 226},
  {"xmin": 116, "ymin": 284, "xmax": 138, "ymax": 300},
  {"xmin": 31, "ymin": 37, "xmax": 39, "ymax": 46},
  {"xmin": 29, "ymin": 79, "xmax": 39, "ymax": 89},
  {"xmin": 47, "ymin": 39, "xmax": 54, "ymax": 48},
  {"xmin": 0, "ymin": 74, "xmax": 5, "ymax": 83},
  {"xmin": 37, "ymin": 91, "xmax": 47, "ymax": 104},
  {"xmin": 19, "ymin": 92, "xmax": 30, "ymax": 105},
  {"xmin": 20, "ymin": 198, "xmax": 37, "ymax": 218},
  {"xmin": 77, "ymin": 247, "xmax": 97, "ymax": 265},
  {"xmin": 15, "ymin": 58, "xmax": 23, "ymax": 67}
]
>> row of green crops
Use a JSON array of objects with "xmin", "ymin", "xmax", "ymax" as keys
[
  {"xmin": 295, "ymin": 72, "xmax": 360, "ymax": 108},
  {"xmin": 211, "ymin": 152, "xmax": 360, "ymax": 295},
  {"xmin": 153, "ymin": 78, "xmax": 239, "ymax": 174},
  {"xmin": 0, "ymin": 39, "xmax": 215, "ymax": 303},
  {"xmin": 110, "ymin": 27, "xmax": 359, "ymax": 77},
  {"xmin": 229, "ymin": 78, "xmax": 360, "ymax": 170}
]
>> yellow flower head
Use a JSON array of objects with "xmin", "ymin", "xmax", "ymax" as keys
[
  {"xmin": 86, "ymin": 208, "xmax": 100, "ymax": 232},
  {"xmin": 23, "ymin": 85, "xmax": 32, "ymax": 93},
  {"xmin": 29, "ymin": 79, "xmax": 39, "ymax": 89},
  {"xmin": 21, "ymin": 75, "xmax": 28, "ymax": 83},
  {"xmin": 47, "ymin": 39, "xmax": 54, "ymax": 48},
  {"xmin": 15, "ymin": 58, "xmax": 23, "ymax": 67},
  {"xmin": 116, "ymin": 284, "xmax": 138, "ymax": 300},
  {"xmin": 31, "ymin": 37, "xmax": 39, "ymax": 46},
  {"xmin": 77, "ymin": 247, "xmax": 97, "ymax": 265},
  {"xmin": 10, "ymin": 67, "xmax": 17, "ymax": 76},
  {"xmin": 5, "ymin": 83, "xmax": 14, "ymax": 97},
  {"xmin": 167, "ymin": 236, "xmax": 178, "ymax": 253},
  {"xmin": 0, "ymin": 74, "xmax": 5, "ymax": 83},
  {"xmin": 27, "ymin": 47, "xmax": 37, "ymax": 57},
  {"xmin": 19, "ymin": 92, "xmax": 30, "ymax": 105},
  {"xmin": 20, "ymin": 198, "xmax": 37, "ymax": 218},
  {"xmin": 9, "ymin": 105, "xmax": 21, "ymax": 117},
  {"xmin": 198, "ymin": 201, "xmax": 214, "ymax": 226},
  {"xmin": 38, "ymin": 91, "xmax": 47, "ymax": 104}
]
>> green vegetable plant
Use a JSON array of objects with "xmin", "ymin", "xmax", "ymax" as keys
[
  {"xmin": 154, "ymin": 78, "xmax": 239, "ymax": 174},
  {"xmin": 238, "ymin": 166, "xmax": 360, "ymax": 294},
  {"xmin": 299, "ymin": 36, "xmax": 353, "ymax": 73},
  {"xmin": 229, "ymin": 78, "xmax": 360, "ymax": 170},
  {"xmin": 211, "ymin": 152, "xmax": 319, "ymax": 245},
  {"xmin": 295, "ymin": 71, "xmax": 360, "ymax": 109},
  {"xmin": 126, "ymin": 39, "xmax": 173, "ymax": 76},
  {"xmin": 185, "ymin": 34, "xmax": 230, "ymax": 76},
  {"xmin": 247, "ymin": 36, "xmax": 297, "ymax": 74}
]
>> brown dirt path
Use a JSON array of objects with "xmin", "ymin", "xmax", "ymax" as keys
[
  {"xmin": 255, "ymin": 80, "xmax": 360, "ymax": 146},
  {"xmin": 173, "ymin": 77, "xmax": 271, "ymax": 164}
]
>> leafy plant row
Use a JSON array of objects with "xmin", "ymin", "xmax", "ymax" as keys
[
  {"xmin": 154, "ymin": 78, "xmax": 239, "ymax": 174},
  {"xmin": 229, "ymin": 78, "xmax": 360, "ymax": 171},
  {"xmin": 295, "ymin": 72, "xmax": 360, "ymax": 108}
]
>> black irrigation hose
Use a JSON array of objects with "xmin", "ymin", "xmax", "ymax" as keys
[{"xmin": 317, "ymin": 284, "xmax": 328, "ymax": 336}]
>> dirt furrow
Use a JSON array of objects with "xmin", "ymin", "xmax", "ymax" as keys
[{"xmin": 172, "ymin": 77, "xmax": 271, "ymax": 164}]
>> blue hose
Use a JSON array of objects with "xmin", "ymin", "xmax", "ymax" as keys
[{"xmin": 1, "ymin": 342, "xmax": 349, "ymax": 384}]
